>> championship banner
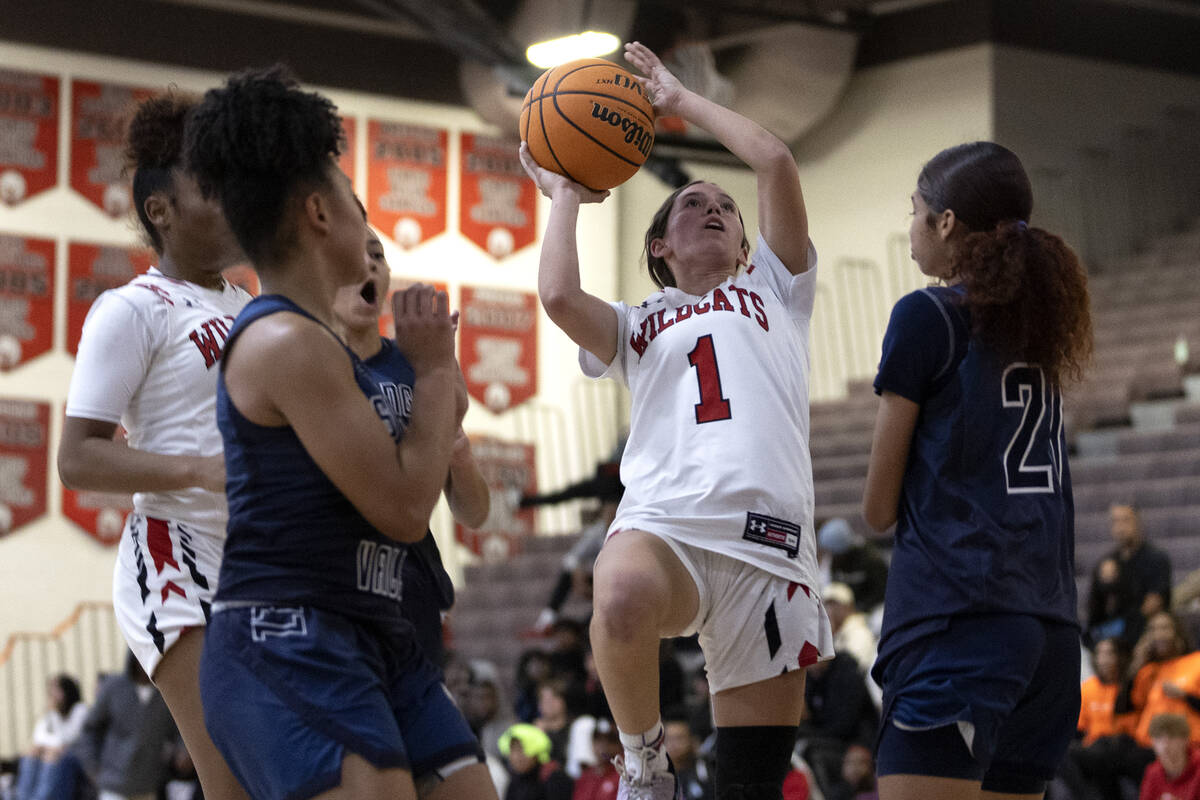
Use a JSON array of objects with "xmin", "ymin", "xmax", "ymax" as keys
[
  {"xmin": 66, "ymin": 243, "xmax": 154, "ymax": 354},
  {"xmin": 61, "ymin": 427, "xmax": 131, "ymax": 546},
  {"xmin": 375, "ymin": 279, "xmax": 449, "ymax": 339},
  {"xmin": 454, "ymin": 436, "xmax": 536, "ymax": 561},
  {"xmin": 339, "ymin": 115, "xmax": 357, "ymax": 187},
  {"xmin": 70, "ymin": 80, "xmax": 156, "ymax": 217},
  {"xmin": 457, "ymin": 286, "xmax": 537, "ymax": 413},
  {"xmin": 0, "ymin": 70, "xmax": 59, "ymax": 206},
  {"xmin": 0, "ymin": 234, "xmax": 55, "ymax": 370},
  {"xmin": 458, "ymin": 134, "xmax": 536, "ymax": 259},
  {"xmin": 0, "ymin": 398, "xmax": 48, "ymax": 537},
  {"xmin": 366, "ymin": 121, "xmax": 447, "ymax": 249}
]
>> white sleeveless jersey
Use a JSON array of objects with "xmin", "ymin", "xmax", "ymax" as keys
[
  {"xmin": 66, "ymin": 269, "xmax": 252, "ymax": 530},
  {"xmin": 581, "ymin": 235, "xmax": 818, "ymax": 585}
]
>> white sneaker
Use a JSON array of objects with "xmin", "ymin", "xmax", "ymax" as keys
[{"xmin": 613, "ymin": 752, "xmax": 684, "ymax": 800}]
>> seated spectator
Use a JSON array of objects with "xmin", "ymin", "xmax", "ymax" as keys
[
  {"xmin": 72, "ymin": 652, "xmax": 182, "ymax": 800},
  {"xmin": 571, "ymin": 717, "xmax": 621, "ymax": 800},
  {"xmin": 500, "ymin": 723, "xmax": 574, "ymax": 800},
  {"xmin": 823, "ymin": 744, "xmax": 878, "ymax": 800},
  {"xmin": 547, "ymin": 618, "xmax": 589, "ymax": 685},
  {"xmin": 1139, "ymin": 713, "xmax": 1200, "ymax": 800},
  {"xmin": 823, "ymin": 582, "xmax": 881, "ymax": 708},
  {"xmin": 14, "ymin": 674, "xmax": 88, "ymax": 800},
  {"xmin": 467, "ymin": 659, "xmax": 514, "ymax": 759},
  {"xmin": 535, "ymin": 677, "xmax": 595, "ymax": 778},
  {"xmin": 1089, "ymin": 557, "xmax": 1144, "ymax": 647},
  {"xmin": 1088, "ymin": 503, "xmax": 1173, "ymax": 647},
  {"xmin": 1077, "ymin": 613, "xmax": 1199, "ymax": 800},
  {"xmin": 1080, "ymin": 638, "xmax": 1133, "ymax": 747},
  {"xmin": 664, "ymin": 708, "xmax": 713, "ymax": 800},
  {"xmin": 515, "ymin": 649, "xmax": 554, "ymax": 723},
  {"xmin": 817, "ymin": 518, "xmax": 889, "ymax": 615},
  {"xmin": 796, "ymin": 653, "xmax": 879, "ymax": 797}
]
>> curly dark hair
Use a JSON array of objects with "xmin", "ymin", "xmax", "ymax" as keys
[
  {"xmin": 919, "ymin": 142, "xmax": 1092, "ymax": 386},
  {"xmin": 125, "ymin": 91, "xmax": 196, "ymax": 253},
  {"xmin": 185, "ymin": 65, "xmax": 344, "ymax": 269},
  {"xmin": 643, "ymin": 180, "xmax": 749, "ymax": 290}
]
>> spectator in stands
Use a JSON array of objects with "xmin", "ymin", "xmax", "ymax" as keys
[
  {"xmin": 535, "ymin": 677, "xmax": 596, "ymax": 778},
  {"xmin": 1061, "ymin": 637, "xmax": 1133, "ymax": 800},
  {"xmin": 500, "ymin": 723, "xmax": 574, "ymax": 800},
  {"xmin": 663, "ymin": 708, "xmax": 714, "ymax": 800},
  {"xmin": 547, "ymin": 618, "xmax": 589, "ymax": 686},
  {"xmin": 467, "ymin": 660, "xmax": 513, "ymax": 759},
  {"xmin": 1139, "ymin": 713, "xmax": 1200, "ymax": 800},
  {"xmin": 13, "ymin": 674, "xmax": 88, "ymax": 800},
  {"xmin": 817, "ymin": 518, "xmax": 889, "ymax": 615},
  {"xmin": 1077, "ymin": 613, "xmax": 1199, "ymax": 800},
  {"xmin": 1089, "ymin": 504, "xmax": 1173, "ymax": 646},
  {"xmin": 516, "ymin": 649, "xmax": 555, "ymax": 723},
  {"xmin": 1088, "ymin": 557, "xmax": 1145, "ymax": 647},
  {"xmin": 795, "ymin": 653, "xmax": 879, "ymax": 796},
  {"xmin": 823, "ymin": 744, "xmax": 879, "ymax": 800},
  {"xmin": 524, "ymin": 457, "xmax": 624, "ymax": 633},
  {"xmin": 823, "ymin": 582, "xmax": 881, "ymax": 708},
  {"xmin": 571, "ymin": 717, "xmax": 621, "ymax": 800},
  {"xmin": 72, "ymin": 652, "xmax": 182, "ymax": 800},
  {"xmin": 581, "ymin": 649, "xmax": 610, "ymax": 721}
]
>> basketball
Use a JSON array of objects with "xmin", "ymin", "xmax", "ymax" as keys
[{"xmin": 520, "ymin": 58, "xmax": 655, "ymax": 191}]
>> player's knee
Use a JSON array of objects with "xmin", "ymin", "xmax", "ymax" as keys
[
  {"xmin": 714, "ymin": 726, "xmax": 798, "ymax": 800},
  {"xmin": 591, "ymin": 567, "xmax": 665, "ymax": 641}
]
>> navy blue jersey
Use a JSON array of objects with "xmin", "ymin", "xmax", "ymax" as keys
[
  {"xmin": 214, "ymin": 296, "xmax": 415, "ymax": 632},
  {"xmin": 361, "ymin": 338, "xmax": 456, "ymax": 662},
  {"xmin": 872, "ymin": 286, "xmax": 1077, "ymax": 670}
]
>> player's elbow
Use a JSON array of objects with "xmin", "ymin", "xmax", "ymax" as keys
[{"xmin": 861, "ymin": 498, "xmax": 895, "ymax": 534}]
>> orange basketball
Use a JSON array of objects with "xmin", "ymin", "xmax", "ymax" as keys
[{"xmin": 520, "ymin": 58, "xmax": 655, "ymax": 191}]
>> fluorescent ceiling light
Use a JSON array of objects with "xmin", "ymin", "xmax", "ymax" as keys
[{"xmin": 526, "ymin": 31, "xmax": 620, "ymax": 68}]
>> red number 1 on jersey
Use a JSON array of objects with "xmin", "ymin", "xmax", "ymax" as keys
[{"xmin": 688, "ymin": 334, "xmax": 732, "ymax": 423}]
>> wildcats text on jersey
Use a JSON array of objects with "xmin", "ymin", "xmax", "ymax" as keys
[
  {"xmin": 189, "ymin": 315, "xmax": 236, "ymax": 369},
  {"xmin": 630, "ymin": 283, "xmax": 769, "ymax": 358}
]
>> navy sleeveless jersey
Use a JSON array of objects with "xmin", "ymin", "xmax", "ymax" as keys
[
  {"xmin": 214, "ymin": 296, "xmax": 415, "ymax": 628},
  {"xmin": 872, "ymin": 285, "xmax": 1077, "ymax": 671},
  {"xmin": 361, "ymin": 337, "xmax": 456, "ymax": 662}
]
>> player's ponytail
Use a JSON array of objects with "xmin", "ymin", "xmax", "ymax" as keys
[
  {"xmin": 919, "ymin": 142, "xmax": 1092, "ymax": 386},
  {"xmin": 125, "ymin": 92, "xmax": 195, "ymax": 253},
  {"xmin": 185, "ymin": 65, "xmax": 345, "ymax": 269}
]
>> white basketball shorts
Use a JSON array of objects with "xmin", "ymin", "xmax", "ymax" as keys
[
  {"xmin": 112, "ymin": 512, "xmax": 223, "ymax": 678},
  {"xmin": 653, "ymin": 534, "xmax": 834, "ymax": 694}
]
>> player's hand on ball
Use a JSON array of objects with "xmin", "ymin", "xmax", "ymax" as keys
[
  {"xmin": 624, "ymin": 42, "xmax": 686, "ymax": 116},
  {"xmin": 519, "ymin": 143, "xmax": 609, "ymax": 204},
  {"xmin": 393, "ymin": 283, "xmax": 455, "ymax": 373}
]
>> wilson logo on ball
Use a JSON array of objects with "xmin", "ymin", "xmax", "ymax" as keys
[{"xmin": 520, "ymin": 57, "xmax": 656, "ymax": 191}]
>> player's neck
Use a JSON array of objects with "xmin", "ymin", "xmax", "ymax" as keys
[
  {"xmin": 344, "ymin": 326, "xmax": 382, "ymax": 360},
  {"xmin": 157, "ymin": 252, "xmax": 224, "ymax": 291}
]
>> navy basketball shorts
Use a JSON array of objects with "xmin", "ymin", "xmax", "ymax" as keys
[
  {"xmin": 200, "ymin": 605, "xmax": 482, "ymax": 800},
  {"xmin": 875, "ymin": 613, "xmax": 1080, "ymax": 793}
]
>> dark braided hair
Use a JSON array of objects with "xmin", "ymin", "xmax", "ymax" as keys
[
  {"xmin": 918, "ymin": 142, "xmax": 1092, "ymax": 386},
  {"xmin": 185, "ymin": 65, "xmax": 344, "ymax": 269},
  {"xmin": 125, "ymin": 92, "xmax": 195, "ymax": 253}
]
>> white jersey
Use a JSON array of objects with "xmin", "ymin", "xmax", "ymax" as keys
[
  {"xmin": 66, "ymin": 269, "xmax": 252, "ymax": 530},
  {"xmin": 581, "ymin": 234, "xmax": 818, "ymax": 586}
]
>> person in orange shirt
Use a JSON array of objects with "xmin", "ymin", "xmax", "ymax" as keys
[
  {"xmin": 1063, "ymin": 638, "xmax": 1133, "ymax": 800},
  {"xmin": 1075, "ymin": 613, "xmax": 1199, "ymax": 800}
]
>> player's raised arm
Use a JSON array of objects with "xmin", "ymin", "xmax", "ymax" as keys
[
  {"xmin": 624, "ymin": 42, "xmax": 809, "ymax": 274},
  {"xmin": 519, "ymin": 143, "xmax": 620, "ymax": 365}
]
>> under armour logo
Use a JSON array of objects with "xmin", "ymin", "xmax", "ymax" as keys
[{"xmin": 750, "ymin": 520, "xmax": 767, "ymax": 534}]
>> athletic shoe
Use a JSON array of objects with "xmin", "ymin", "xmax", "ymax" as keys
[{"xmin": 613, "ymin": 752, "xmax": 684, "ymax": 800}]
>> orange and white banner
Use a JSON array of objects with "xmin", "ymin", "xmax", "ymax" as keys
[
  {"xmin": 457, "ymin": 286, "xmax": 537, "ymax": 413},
  {"xmin": 455, "ymin": 436, "xmax": 536, "ymax": 561},
  {"xmin": 367, "ymin": 121, "xmax": 447, "ymax": 249},
  {"xmin": 0, "ymin": 234, "xmax": 55, "ymax": 371},
  {"xmin": 0, "ymin": 398, "xmax": 48, "ymax": 537},
  {"xmin": 70, "ymin": 80, "xmax": 156, "ymax": 217},
  {"xmin": 458, "ymin": 134, "xmax": 536, "ymax": 259},
  {"xmin": 0, "ymin": 69, "xmax": 59, "ymax": 206},
  {"xmin": 67, "ymin": 243, "xmax": 154, "ymax": 355}
]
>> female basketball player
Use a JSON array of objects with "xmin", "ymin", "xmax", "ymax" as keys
[
  {"xmin": 862, "ymin": 142, "xmax": 1093, "ymax": 800},
  {"xmin": 520, "ymin": 41, "xmax": 830, "ymax": 800},
  {"xmin": 185, "ymin": 67, "xmax": 498, "ymax": 800},
  {"xmin": 58, "ymin": 93, "xmax": 251, "ymax": 800},
  {"xmin": 332, "ymin": 227, "xmax": 489, "ymax": 663}
]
